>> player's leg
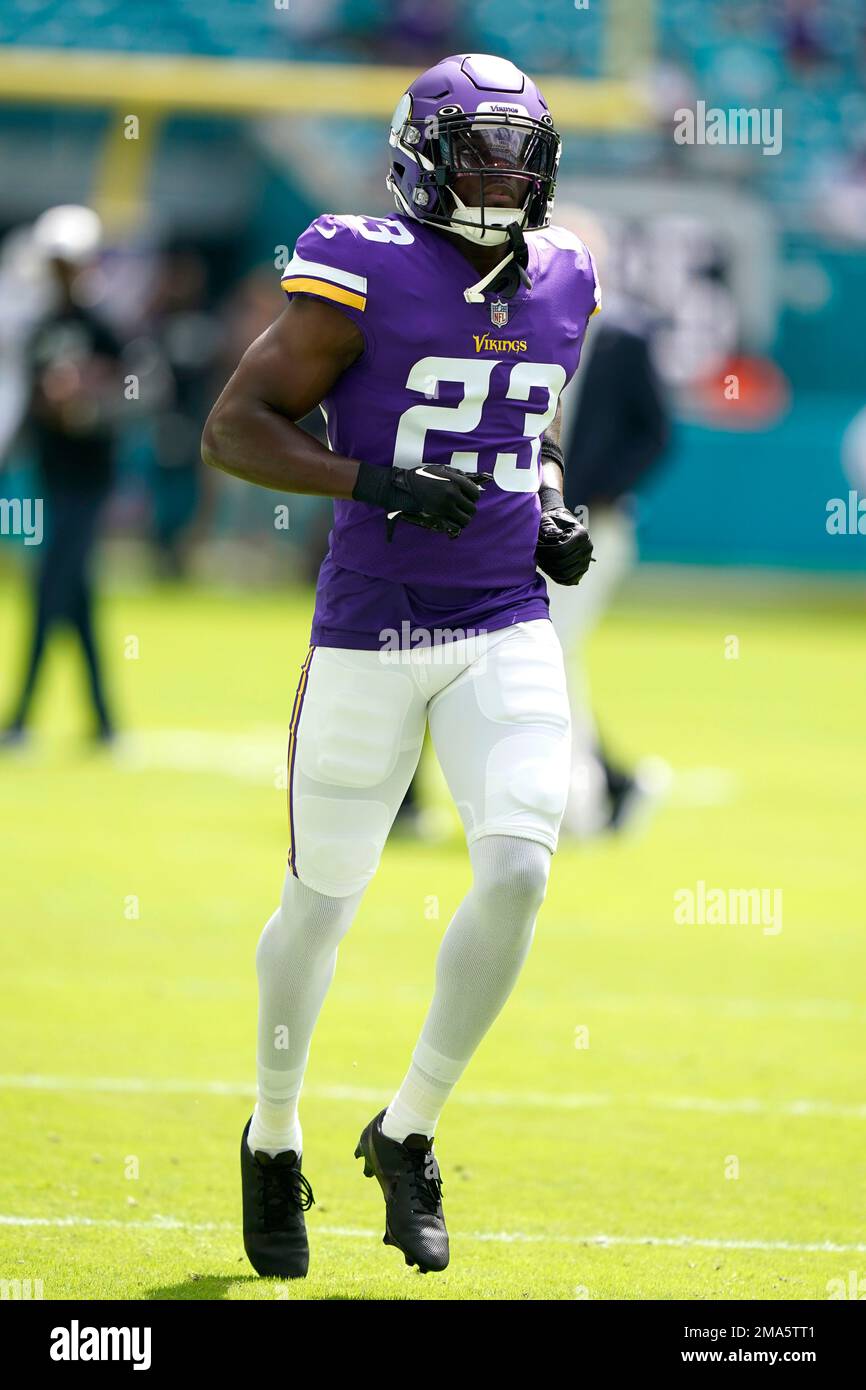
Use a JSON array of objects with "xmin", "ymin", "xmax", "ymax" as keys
[
  {"xmin": 3, "ymin": 517, "xmax": 60, "ymax": 734},
  {"xmin": 244, "ymin": 643, "xmax": 426, "ymax": 1277},
  {"xmin": 387, "ymin": 618, "xmax": 571, "ymax": 1140},
  {"xmin": 249, "ymin": 643, "xmax": 427, "ymax": 1159},
  {"xmin": 67, "ymin": 497, "xmax": 114, "ymax": 737},
  {"xmin": 249, "ymin": 877, "xmax": 365, "ymax": 1158},
  {"xmin": 380, "ymin": 833, "xmax": 551, "ymax": 1141},
  {"xmin": 353, "ymin": 621, "xmax": 569, "ymax": 1273}
]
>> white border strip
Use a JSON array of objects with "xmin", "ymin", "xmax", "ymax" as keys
[{"xmin": 281, "ymin": 251, "xmax": 367, "ymax": 294}]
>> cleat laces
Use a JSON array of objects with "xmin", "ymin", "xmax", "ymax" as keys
[
  {"xmin": 259, "ymin": 1159, "xmax": 315, "ymax": 1230},
  {"xmin": 404, "ymin": 1147, "xmax": 443, "ymax": 1214}
]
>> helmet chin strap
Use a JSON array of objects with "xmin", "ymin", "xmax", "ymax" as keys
[
  {"xmin": 462, "ymin": 222, "xmax": 533, "ymax": 304},
  {"xmin": 447, "ymin": 188, "xmax": 527, "ymax": 302},
  {"xmin": 463, "ymin": 250, "xmax": 514, "ymax": 304},
  {"xmin": 389, "ymin": 180, "xmax": 534, "ymax": 304}
]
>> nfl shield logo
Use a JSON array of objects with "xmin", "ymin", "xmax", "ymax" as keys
[{"xmin": 490, "ymin": 298, "xmax": 509, "ymax": 328}]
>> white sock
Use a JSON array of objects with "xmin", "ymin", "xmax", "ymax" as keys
[
  {"xmin": 247, "ymin": 1065, "xmax": 306, "ymax": 1159},
  {"xmin": 383, "ymin": 835, "xmax": 550, "ymax": 1142},
  {"xmin": 249, "ymin": 875, "xmax": 364, "ymax": 1158},
  {"xmin": 248, "ymin": 1107, "xmax": 303, "ymax": 1159},
  {"xmin": 381, "ymin": 1045, "xmax": 462, "ymax": 1143}
]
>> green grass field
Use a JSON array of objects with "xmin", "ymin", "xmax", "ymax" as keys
[{"xmin": 1, "ymin": 565, "xmax": 863, "ymax": 1301}]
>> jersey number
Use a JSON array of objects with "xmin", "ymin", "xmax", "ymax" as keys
[
  {"xmin": 342, "ymin": 215, "xmax": 415, "ymax": 245},
  {"xmin": 392, "ymin": 357, "xmax": 566, "ymax": 493}
]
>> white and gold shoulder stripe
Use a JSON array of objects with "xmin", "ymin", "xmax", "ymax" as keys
[{"xmin": 280, "ymin": 252, "xmax": 367, "ymax": 312}]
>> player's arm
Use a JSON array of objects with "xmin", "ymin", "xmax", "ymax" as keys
[
  {"xmin": 535, "ymin": 399, "xmax": 594, "ymax": 585},
  {"xmin": 540, "ymin": 398, "xmax": 565, "ymax": 493},
  {"xmin": 201, "ymin": 293, "xmax": 486, "ymax": 532},
  {"xmin": 201, "ymin": 295, "xmax": 364, "ymax": 497}
]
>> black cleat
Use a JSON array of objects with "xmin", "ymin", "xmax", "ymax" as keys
[
  {"xmin": 240, "ymin": 1116, "xmax": 314, "ymax": 1278},
  {"xmin": 354, "ymin": 1108, "xmax": 449, "ymax": 1273}
]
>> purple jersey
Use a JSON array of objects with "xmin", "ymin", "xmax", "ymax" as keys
[{"xmin": 280, "ymin": 212, "xmax": 599, "ymax": 648}]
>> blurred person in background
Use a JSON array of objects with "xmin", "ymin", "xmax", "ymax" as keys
[
  {"xmin": 547, "ymin": 213, "xmax": 672, "ymax": 837},
  {"xmin": 1, "ymin": 205, "xmax": 123, "ymax": 747},
  {"xmin": 0, "ymin": 225, "xmax": 56, "ymax": 463},
  {"xmin": 144, "ymin": 242, "xmax": 222, "ymax": 578}
]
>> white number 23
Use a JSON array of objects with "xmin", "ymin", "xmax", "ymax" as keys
[{"xmin": 392, "ymin": 356, "xmax": 566, "ymax": 493}]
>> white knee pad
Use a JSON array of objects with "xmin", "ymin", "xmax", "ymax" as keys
[{"xmin": 292, "ymin": 793, "xmax": 391, "ymax": 895}]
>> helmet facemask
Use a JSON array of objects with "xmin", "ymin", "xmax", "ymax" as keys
[{"xmin": 390, "ymin": 106, "xmax": 560, "ymax": 245}]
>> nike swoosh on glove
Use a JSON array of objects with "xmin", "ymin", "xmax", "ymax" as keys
[
  {"xmin": 353, "ymin": 458, "xmax": 494, "ymax": 541},
  {"xmin": 535, "ymin": 503, "xmax": 594, "ymax": 585},
  {"xmin": 385, "ymin": 466, "xmax": 495, "ymax": 541}
]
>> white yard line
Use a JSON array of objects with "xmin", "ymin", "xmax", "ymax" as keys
[
  {"xmin": 585, "ymin": 994, "xmax": 865, "ymax": 1022},
  {"xmin": 0, "ymin": 1073, "xmax": 863, "ymax": 1119},
  {"xmin": 0, "ymin": 1213, "xmax": 863, "ymax": 1254}
]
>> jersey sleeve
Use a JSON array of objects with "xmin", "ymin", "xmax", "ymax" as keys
[
  {"xmin": 539, "ymin": 224, "xmax": 601, "ymax": 323},
  {"xmin": 586, "ymin": 245, "xmax": 602, "ymax": 318},
  {"xmin": 569, "ymin": 233, "xmax": 601, "ymax": 320},
  {"xmin": 280, "ymin": 214, "xmax": 370, "ymax": 346}
]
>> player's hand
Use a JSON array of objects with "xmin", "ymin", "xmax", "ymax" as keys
[
  {"xmin": 353, "ymin": 459, "xmax": 494, "ymax": 541},
  {"xmin": 535, "ymin": 504, "xmax": 594, "ymax": 584},
  {"xmin": 385, "ymin": 466, "xmax": 494, "ymax": 540},
  {"xmin": 394, "ymin": 464, "xmax": 492, "ymax": 532}
]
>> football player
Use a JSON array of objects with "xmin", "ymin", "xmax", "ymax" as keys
[{"xmin": 202, "ymin": 53, "xmax": 598, "ymax": 1278}]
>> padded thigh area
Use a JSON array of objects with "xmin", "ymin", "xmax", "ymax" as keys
[
  {"xmin": 289, "ymin": 648, "xmax": 427, "ymax": 896},
  {"xmin": 485, "ymin": 731, "xmax": 572, "ymax": 819},
  {"xmin": 294, "ymin": 793, "xmax": 393, "ymax": 888},
  {"xmin": 297, "ymin": 653, "xmax": 417, "ymax": 789},
  {"xmin": 428, "ymin": 622, "xmax": 572, "ymax": 850},
  {"xmin": 472, "ymin": 625, "xmax": 570, "ymax": 729}
]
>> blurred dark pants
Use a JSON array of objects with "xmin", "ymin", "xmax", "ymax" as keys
[
  {"xmin": 152, "ymin": 463, "xmax": 200, "ymax": 577},
  {"xmin": 9, "ymin": 487, "xmax": 113, "ymax": 733}
]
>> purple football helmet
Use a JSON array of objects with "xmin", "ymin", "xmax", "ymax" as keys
[{"xmin": 387, "ymin": 53, "xmax": 561, "ymax": 246}]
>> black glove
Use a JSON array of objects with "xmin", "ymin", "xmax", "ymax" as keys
[
  {"xmin": 353, "ymin": 460, "xmax": 494, "ymax": 541},
  {"xmin": 535, "ymin": 484, "xmax": 594, "ymax": 585}
]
